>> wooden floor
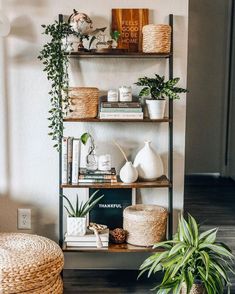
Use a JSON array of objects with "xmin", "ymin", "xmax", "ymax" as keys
[{"xmin": 63, "ymin": 176, "xmax": 235, "ymax": 293}]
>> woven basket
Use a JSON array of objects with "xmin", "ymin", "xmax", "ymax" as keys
[
  {"xmin": 123, "ymin": 204, "xmax": 168, "ymax": 247},
  {"xmin": 142, "ymin": 24, "xmax": 171, "ymax": 53},
  {"xmin": 0, "ymin": 233, "xmax": 64, "ymax": 294},
  {"xmin": 65, "ymin": 87, "xmax": 99, "ymax": 119}
]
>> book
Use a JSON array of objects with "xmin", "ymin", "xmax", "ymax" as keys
[
  {"xmin": 100, "ymin": 107, "xmax": 142, "ymax": 113},
  {"xmin": 65, "ymin": 246, "xmax": 109, "ymax": 250},
  {"xmin": 112, "ymin": 8, "xmax": 149, "ymax": 52},
  {"xmin": 72, "ymin": 138, "xmax": 81, "ymax": 184},
  {"xmin": 65, "ymin": 241, "xmax": 109, "ymax": 247},
  {"xmin": 79, "ymin": 167, "xmax": 116, "ymax": 175},
  {"xmin": 61, "ymin": 137, "xmax": 68, "ymax": 184},
  {"xmin": 67, "ymin": 137, "xmax": 73, "ymax": 184},
  {"xmin": 99, "ymin": 112, "xmax": 143, "ymax": 119},
  {"xmin": 101, "ymin": 102, "xmax": 141, "ymax": 108},
  {"xmin": 77, "ymin": 179, "xmax": 118, "ymax": 183},
  {"xmin": 79, "ymin": 175, "xmax": 117, "ymax": 180},
  {"xmin": 65, "ymin": 230, "xmax": 109, "ymax": 242}
]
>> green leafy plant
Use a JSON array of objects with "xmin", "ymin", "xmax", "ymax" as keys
[
  {"xmin": 139, "ymin": 214, "xmax": 234, "ymax": 294},
  {"xmin": 135, "ymin": 74, "xmax": 187, "ymax": 100},
  {"xmin": 38, "ymin": 21, "xmax": 78, "ymax": 150},
  {"xmin": 63, "ymin": 190, "xmax": 104, "ymax": 217},
  {"xmin": 111, "ymin": 30, "xmax": 121, "ymax": 42},
  {"xmin": 80, "ymin": 132, "xmax": 96, "ymax": 161}
]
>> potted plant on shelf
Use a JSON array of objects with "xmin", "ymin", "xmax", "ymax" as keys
[
  {"xmin": 63, "ymin": 190, "xmax": 104, "ymax": 236},
  {"xmin": 139, "ymin": 214, "xmax": 234, "ymax": 294},
  {"xmin": 135, "ymin": 74, "xmax": 187, "ymax": 119}
]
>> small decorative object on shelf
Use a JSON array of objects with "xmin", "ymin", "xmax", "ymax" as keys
[
  {"xmin": 107, "ymin": 89, "xmax": 119, "ymax": 102},
  {"xmin": 139, "ymin": 214, "xmax": 234, "ymax": 294},
  {"xmin": 114, "ymin": 141, "xmax": 138, "ymax": 184},
  {"xmin": 109, "ymin": 228, "xmax": 127, "ymax": 244},
  {"xmin": 135, "ymin": 74, "xmax": 187, "ymax": 119},
  {"xmin": 88, "ymin": 223, "xmax": 108, "ymax": 248},
  {"xmin": 123, "ymin": 204, "xmax": 168, "ymax": 247},
  {"xmin": 134, "ymin": 141, "xmax": 163, "ymax": 181},
  {"xmin": 95, "ymin": 32, "xmax": 108, "ymax": 51},
  {"xmin": 81, "ymin": 132, "xmax": 98, "ymax": 171},
  {"xmin": 98, "ymin": 154, "xmax": 112, "ymax": 171},
  {"xmin": 119, "ymin": 86, "xmax": 132, "ymax": 102},
  {"xmin": 63, "ymin": 191, "xmax": 104, "ymax": 236},
  {"xmin": 142, "ymin": 24, "xmax": 171, "ymax": 53}
]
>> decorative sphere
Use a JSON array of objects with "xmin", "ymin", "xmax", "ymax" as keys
[{"xmin": 69, "ymin": 9, "xmax": 93, "ymax": 35}]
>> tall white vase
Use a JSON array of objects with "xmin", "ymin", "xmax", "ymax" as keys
[{"xmin": 134, "ymin": 141, "xmax": 163, "ymax": 181}]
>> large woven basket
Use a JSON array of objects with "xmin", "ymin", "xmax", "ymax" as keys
[
  {"xmin": 65, "ymin": 87, "xmax": 99, "ymax": 119},
  {"xmin": 123, "ymin": 204, "xmax": 168, "ymax": 247},
  {"xmin": 142, "ymin": 24, "xmax": 171, "ymax": 53}
]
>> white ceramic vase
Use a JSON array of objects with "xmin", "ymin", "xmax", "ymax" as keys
[
  {"xmin": 146, "ymin": 99, "xmax": 166, "ymax": 119},
  {"xmin": 67, "ymin": 216, "xmax": 87, "ymax": 236},
  {"xmin": 134, "ymin": 141, "xmax": 163, "ymax": 181},
  {"xmin": 120, "ymin": 161, "xmax": 138, "ymax": 183}
]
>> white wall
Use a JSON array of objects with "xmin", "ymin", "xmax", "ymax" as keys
[{"xmin": 0, "ymin": 0, "xmax": 188, "ymax": 269}]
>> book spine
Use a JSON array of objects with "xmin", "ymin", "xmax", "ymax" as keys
[
  {"xmin": 101, "ymin": 102, "xmax": 141, "ymax": 108},
  {"xmin": 78, "ymin": 179, "xmax": 118, "ymax": 183},
  {"xmin": 61, "ymin": 137, "xmax": 68, "ymax": 184},
  {"xmin": 100, "ymin": 112, "xmax": 143, "ymax": 119},
  {"xmin": 79, "ymin": 168, "xmax": 116, "ymax": 175},
  {"xmin": 67, "ymin": 137, "xmax": 73, "ymax": 184},
  {"xmin": 79, "ymin": 175, "xmax": 117, "ymax": 180},
  {"xmin": 72, "ymin": 139, "xmax": 81, "ymax": 184},
  {"xmin": 100, "ymin": 107, "xmax": 142, "ymax": 113},
  {"xmin": 66, "ymin": 241, "xmax": 109, "ymax": 247}
]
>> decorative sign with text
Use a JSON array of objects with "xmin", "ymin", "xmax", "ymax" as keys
[{"xmin": 112, "ymin": 8, "xmax": 149, "ymax": 52}]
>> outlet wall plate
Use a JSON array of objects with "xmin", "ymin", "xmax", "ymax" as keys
[{"xmin": 17, "ymin": 208, "xmax": 31, "ymax": 229}]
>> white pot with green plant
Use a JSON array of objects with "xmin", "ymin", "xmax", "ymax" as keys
[
  {"xmin": 63, "ymin": 190, "xmax": 104, "ymax": 236},
  {"xmin": 139, "ymin": 214, "xmax": 234, "ymax": 294},
  {"xmin": 135, "ymin": 74, "xmax": 187, "ymax": 119}
]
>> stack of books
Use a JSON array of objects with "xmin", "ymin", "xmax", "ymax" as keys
[
  {"xmin": 79, "ymin": 168, "xmax": 117, "ymax": 184},
  {"xmin": 99, "ymin": 97, "xmax": 143, "ymax": 120},
  {"xmin": 64, "ymin": 229, "xmax": 109, "ymax": 250}
]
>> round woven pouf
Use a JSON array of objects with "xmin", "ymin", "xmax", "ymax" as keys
[
  {"xmin": 0, "ymin": 233, "xmax": 64, "ymax": 294},
  {"xmin": 123, "ymin": 204, "xmax": 168, "ymax": 247}
]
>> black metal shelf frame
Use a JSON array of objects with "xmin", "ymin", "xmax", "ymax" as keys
[{"xmin": 58, "ymin": 14, "xmax": 174, "ymax": 248}]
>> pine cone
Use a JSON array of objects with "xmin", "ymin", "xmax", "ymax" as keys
[{"xmin": 109, "ymin": 228, "xmax": 127, "ymax": 244}]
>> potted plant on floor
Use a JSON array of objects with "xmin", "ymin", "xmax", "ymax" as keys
[
  {"xmin": 135, "ymin": 74, "xmax": 187, "ymax": 119},
  {"xmin": 63, "ymin": 190, "xmax": 104, "ymax": 236},
  {"xmin": 139, "ymin": 214, "xmax": 234, "ymax": 294}
]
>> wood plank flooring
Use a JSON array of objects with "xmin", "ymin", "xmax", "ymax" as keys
[{"xmin": 63, "ymin": 176, "xmax": 235, "ymax": 293}]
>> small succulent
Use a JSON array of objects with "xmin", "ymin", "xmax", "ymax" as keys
[
  {"xmin": 63, "ymin": 190, "xmax": 104, "ymax": 217},
  {"xmin": 135, "ymin": 74, "xmax": 187, "ymax": 100}
]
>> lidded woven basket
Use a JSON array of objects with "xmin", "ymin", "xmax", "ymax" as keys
[
  {"xmin": 65, "ymin": 87, "xmax": 99, "ymax": 119},
  {"xmin": 142, "ymin": 24, "xmax": 171, "ymax": 53},
  {"xmin": 123, "ymin": 204, "xmax": 168, "ymax": 247}
]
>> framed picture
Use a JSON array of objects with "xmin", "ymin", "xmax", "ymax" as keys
[{"xmin": 88, "ymin": 188, "xmax": 136, "ymax": 229}]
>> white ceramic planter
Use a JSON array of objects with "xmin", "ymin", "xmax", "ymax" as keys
[
  {"xmin": 120, "ymin": 161, "xmax": 138, "ymax": 183},
  {"xmin": 134, "ymin": 141, "xmax": 164, "ymax": 181},
  {"xmin": 146, "ymin": 99, "xmax": 166, "ymax": 119},
  {"xmin": 67, "ymin": 216, "xmax": 87, "ymax": 236}
]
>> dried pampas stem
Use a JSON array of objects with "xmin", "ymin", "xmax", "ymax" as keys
[{"xmin": 113, "ymin": 140, "xmax": 128, "ymax": 162}]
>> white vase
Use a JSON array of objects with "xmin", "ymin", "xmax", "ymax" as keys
[
  {"xmin": 120, "ymin": 161, "xmax": 138, "ymax": 183},
  {"xmin": 134, "ymin": 141, "xmax": 163, "ymax": 181},
  {"xmin": 67, "ymin": 216, "xmax": 87, "ymax": 236},
  {"xmin": 146, "ymin": 99, "xmax": 166, "ymax": 119}
]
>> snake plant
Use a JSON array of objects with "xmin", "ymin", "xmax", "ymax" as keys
[
  {"xmin": 135, "ymin": 74, "xmax": 187, "ymax": 100},
  {"xmin": 139, "ymin": 214, "xmax": 234, "ymax": 294},
  {"xmin": 63, "ymin": 190, "xmax": 104, "ymax": 217}
]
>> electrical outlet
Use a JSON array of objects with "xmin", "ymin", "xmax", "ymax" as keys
[{"xmin": 18, "ymin": 208, "xmax": 31, "ymax": 229}]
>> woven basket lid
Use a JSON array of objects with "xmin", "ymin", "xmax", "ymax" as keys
[
  {"xmin": 0, "ymin": 233, "xmax": 64, "ymax": 293},
  {"xmin": 124, "ymin": 204, "xmax": 168, "ymax": 222}
]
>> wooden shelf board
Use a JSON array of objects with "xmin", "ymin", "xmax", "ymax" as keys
[
  {"xmin": 62, "ymin": 242, "xmax": 165, "ymax": 253},
  {"xmin": 68, "ymin": 52, "xmax": 171, "ymax": 59},
  {"xmin": 63, "ymin": 117, "xmax": 171, "ymax": 123},
  {"xmin": 62, "ymin": 175, "xmax": 171, "ymax": 189}
]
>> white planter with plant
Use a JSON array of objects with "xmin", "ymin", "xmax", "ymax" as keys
[
  {"xmin": 63, "ymin": 190, "xmax": 104, "ymax": 236},
  {"xmin": 135, "ymin": 74, "xmax": 187, "ymax": 119},
  {"xmin": 139, "ymin": 214, "xmax": 234, "ymax": 294}
]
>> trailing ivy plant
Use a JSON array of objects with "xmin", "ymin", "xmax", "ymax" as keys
[{"xmin": 38, "ymin": 21, "xmax": 75, "ymax": 150}]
